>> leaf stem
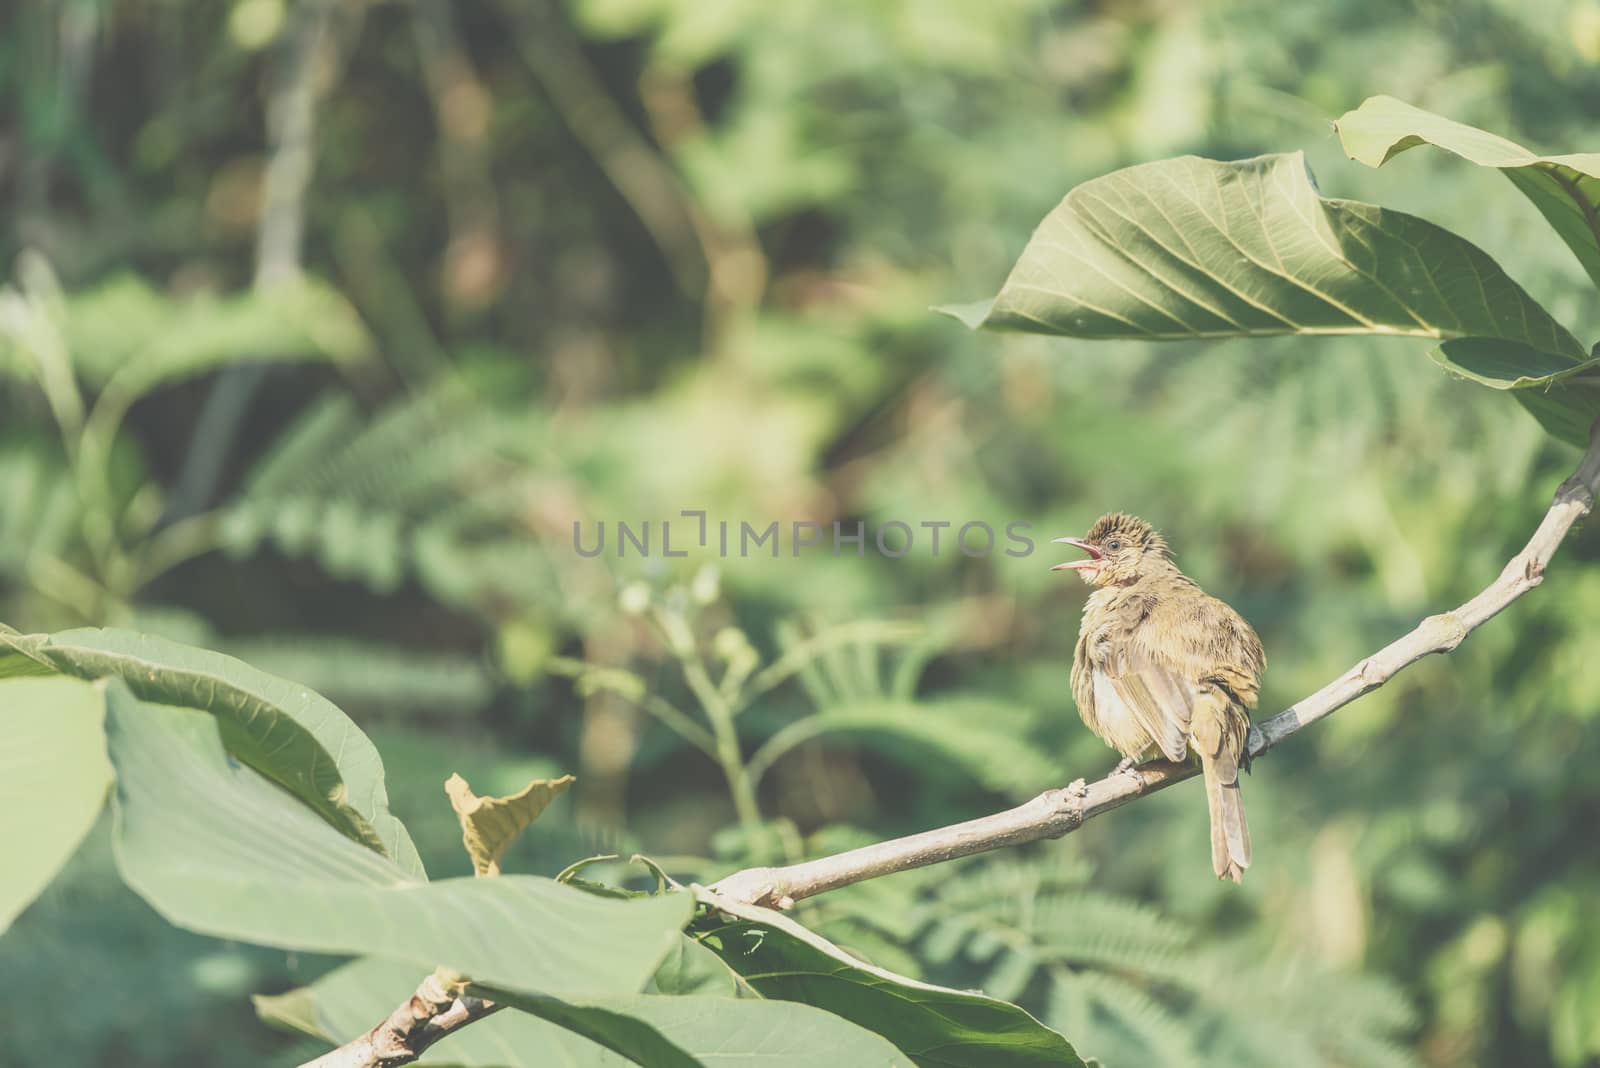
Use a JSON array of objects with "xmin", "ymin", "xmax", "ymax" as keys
[
  {"xmin": 652, "ymin": 605, "xmax": 768, "ymax": 851},
  {"xmin": 547, "ymin": 657, "xmax": 719, "ymax": 758},
  {"xmin": 683, "ymin": 651, "xmax": 767, "ymax": 851}
]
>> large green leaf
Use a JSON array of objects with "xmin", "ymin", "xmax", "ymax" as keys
[
  {"xmin": 0, "ymin": 627, "xmax": 420, "ymax": 873},
  {"xmin": 0, "ymin": 629, "xmax": 54, "ymax": 679},
  {"xmin": 485, "ymin": 987, "xmax": 921, "ymax": 1068},
  {"xmin": 103, "ymin": 684, "xmax": 693, "ymax": 997},
  {"xmin": 261, "ymin": 956, "xmax": 918, "ymax": 1067},
  {"xmin": 945, "ymin": 151, "xmax": 1581, "ymax": 351},
  {"xmin": 943, "ymin": 151, "xmax": 1600, "ymax": 446},
  {"xmin": 60, "ymin": 273, "xmax": 370, "ymax": 394},
  {"xmin": 1333, "ymin": 95, "xmax": 1600, "ymax": 292},
  {"xmin": 466, "ymin": 989, "xmax": 701, "ymax": 1068},
  {"xmin": 691, "ymin": 891, "xmax": 1087, "ymax": 1068},
  {"xmin": 648, "ymin": 933, "xmax": 741, "ymax": 997},
  {"xmin": 0, "ymin": 677, "xmax": 112, "ymax": 933},
  {"xmin": 257, "ymin": 957, "xmax": 632, "ymax": 1066}
]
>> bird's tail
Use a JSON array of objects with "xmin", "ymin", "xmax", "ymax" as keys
[{"xmin": 1200, "ymin": 751, "xmax": 1251, "ymax": 883}]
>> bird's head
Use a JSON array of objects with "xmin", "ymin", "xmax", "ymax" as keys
[{"xmin": 1052, "ymin": 513, "xmax": 1170, "ymax": 587}]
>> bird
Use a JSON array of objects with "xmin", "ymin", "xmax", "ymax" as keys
[{"xmin": 1053, "ymin": 513, "xmax": 1265, "ymax": 883}]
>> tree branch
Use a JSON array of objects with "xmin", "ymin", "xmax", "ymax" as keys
[
  {"xmin": 306, "ymin": 417, "xmax": 1600, "ymax": 1064},
  {"xmin": 298, "ymin": 970, "xmax": 499, "ymax": 1068},
  {"xmin": 711, "ymin": 415, "xmax": 1600, "ymax": 908}
]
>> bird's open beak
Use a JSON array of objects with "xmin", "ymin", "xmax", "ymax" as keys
[{"xmin": 1051, "ymin": 536, "xmax": 1103, "ymax": 572}]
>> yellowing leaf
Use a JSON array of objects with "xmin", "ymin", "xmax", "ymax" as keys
[{"xmin": 446, "ymin": 772, "xmax": 575, "ymax": 876}]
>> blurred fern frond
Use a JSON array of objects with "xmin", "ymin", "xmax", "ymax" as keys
[
  {"xmin": 216, "ymin": 634, "xmax": 497, "ymax": 715},
  {"xmin": 908, "ymin": 855, "xmax": 1419, "ymax": 1068},
  {"xmin": 221, "ymin": 384, "xmax": 568, "ymax": 613},
  {"xmin": 1052, "ymin": 968, "xmax": 1206, "ymax": 1068},
  {"xmin": 799, "ymin": 839, "xmax": 1419, "ymax": 1068},
  {"xmin": 0, "ymin": 256, "xmax": 370, "ymax": 430},
  {"xmin": 744, "ymin": 616, "xmax": 1062, "ymax": 797},
  {"xmin": 0, "ymin": 446, "xmax": 83, "ymax": 579},
  {"xmin": 0, "ymin": 444, "xmax": 101, "ymax": 621},
  {"xmin": 748, "ymin": 696, "xmax": 1061, "ymax": 798},
  {"xmin": 59, "ymin": 271, "xmax": 371, "ymax": 394}
]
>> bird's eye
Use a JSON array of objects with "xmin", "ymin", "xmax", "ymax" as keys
[{"xmin": 1106, "ymin": 538, "xmax": 1123, "ymax": 551}]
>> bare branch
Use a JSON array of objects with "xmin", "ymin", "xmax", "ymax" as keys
[
  {"xmin": 297, "ymin": 971, "xmax": 499, "ymax": 1068},
  {"xmin": 712, "ymin": 415, "xmax": 1600, "ymax": 908},
  {"xmin": 255, "ymin": 0, "xmax": 336, "ymax": 290},
  {"xmin": 311, "ymin": 419, "xmax": 1600, "ymax": 1060}
]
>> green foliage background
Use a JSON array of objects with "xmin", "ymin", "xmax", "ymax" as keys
[{"xmin": 4, "ymin": 0, "xmax": 1600, "ymax": 1065}]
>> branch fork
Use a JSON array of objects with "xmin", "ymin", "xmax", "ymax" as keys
[{"xmin": 299, "ymin": 970, "xmax": 498, "ymax": 1068}]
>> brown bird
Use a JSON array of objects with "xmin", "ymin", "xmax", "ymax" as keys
[{"xmin": 1054, "ymin": 513, "xmax": 1265, "ymax": 882}]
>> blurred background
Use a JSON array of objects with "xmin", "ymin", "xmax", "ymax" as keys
[{"xmin": 4, "ymin": 1, "xmax": 1600, "ymax": 1065}]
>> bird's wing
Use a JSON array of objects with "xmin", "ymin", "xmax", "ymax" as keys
[
  {"xmin": 1156, "ymin": 593, "xmax": 1266, "ymax": 709},
  {"xmin": 1138, "ymin": 590, "xmax": 1263, "ymax": 781},
  {"xmin": 1097, "ymin": 638, "xmax": 1194, "ymax": 763}
]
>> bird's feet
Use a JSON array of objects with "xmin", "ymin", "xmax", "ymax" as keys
[
  {"xmin": 1114, "ymin": 756, "xmax": 1140, "ymax": 776},
  {"xmin": 1065, "ymin": 777, "xmax": 1089, "ymax": 798}
]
